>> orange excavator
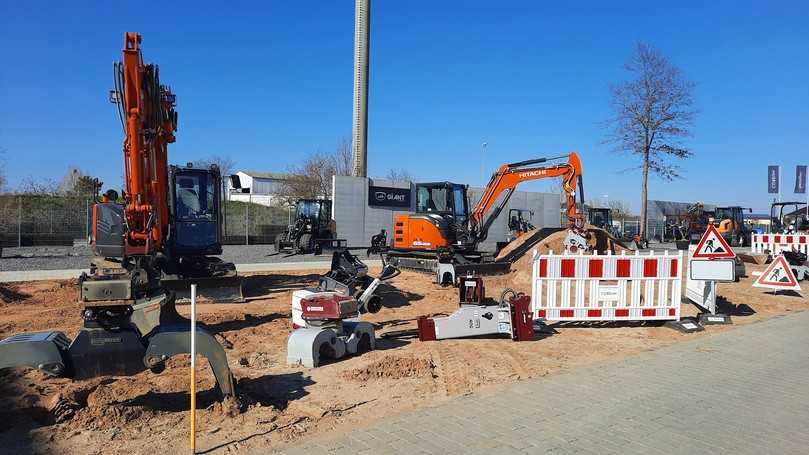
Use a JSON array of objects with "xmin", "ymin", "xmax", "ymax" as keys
[
  {"xmin": 0, "ymin": 33, "xmax": 236, "ymax": 398},
  {"xmin": 387, "ymin": 153, "xmax": 587, "ymax": 282}
]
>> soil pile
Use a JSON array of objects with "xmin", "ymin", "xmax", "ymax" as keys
[
  {"xmin": 342, "ymin": 356, "xmax": 436, "ymax": 381},
  {"xmin": 496, "ymin": 226, "xmax": 631, "ymax": 262}
]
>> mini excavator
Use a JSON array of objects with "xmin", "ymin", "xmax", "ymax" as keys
[
  {"xmin": 0, "ymin": 33, "xmax": 236, "ymax": 398},
  {"xmin": 386, "ymin": 152, "xmax": 587, "ymax": 283}
]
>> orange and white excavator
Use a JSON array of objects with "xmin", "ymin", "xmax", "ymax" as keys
[{"xmin": 387, "ymin": 152, "xmax": 587, "ymax": 281}]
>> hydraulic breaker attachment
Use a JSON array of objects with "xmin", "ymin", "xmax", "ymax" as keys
[
  {"xmin": 0, "ymin": 331, "xmax": 71, "ymax": 377},
  {"xmin": 144, "ymin": 324, "xmax": 236, "ymax": 397}
]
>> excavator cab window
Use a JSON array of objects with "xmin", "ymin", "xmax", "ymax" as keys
[
  {"xmin": 452, "ymin": 186, "xmax": 468, "ymax": 223},
  {"xmin": 297, "ymin": 200, "xmax": 322, "ymax": 220},
  {"xmin": 175, "ymin": 174, "xmax": 216, "ymax": 221},
  {"xmin": 170, "ymin": 167, "xmax": 222, "ymax": 255},
  {"xmin": 416, "ymin": 183, "xmax": 468, "ymax": 223}
]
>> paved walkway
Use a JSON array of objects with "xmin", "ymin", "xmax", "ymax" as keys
[{"xmin": 277, "ymin": 310, "xmax": 809, "ymax": 454}]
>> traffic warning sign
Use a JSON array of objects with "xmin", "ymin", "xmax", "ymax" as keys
[
  {"xmin": 692, "ymin": 225, "xmax": 736, "ymax": 259},
  {"xmin": 753, "ymin": 255, "xmax": 801, "ymax": 292}
]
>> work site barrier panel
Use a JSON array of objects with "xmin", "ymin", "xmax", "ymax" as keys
[
  {"xmin": 751, "ymin": 233, "xmax": 809, "ymax": 255},
  {"xmin": 531, "ymin": 250, "xmax": 683, "ymax": 322}
]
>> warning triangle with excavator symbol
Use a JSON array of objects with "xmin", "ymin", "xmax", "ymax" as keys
[
  {"xmin": 753, "ymin": 255, "xmax": 801, "ymax": 292},
  {"xmin": 692, "ymin": 224, "xmax": 736, "ymax": 259}
]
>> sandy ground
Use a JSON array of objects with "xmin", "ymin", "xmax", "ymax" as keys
[{"xmin": 0, "ymin": 259, "xmax": 806, "ymax": 454}]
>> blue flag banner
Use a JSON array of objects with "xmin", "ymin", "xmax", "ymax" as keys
[
  {"xmin": 768, "ymin": 166, "xmax": 779, "ymax": 194},
  {"xmin": 796, "ymin": 165, "xmax": 807, "ymax": 194}
]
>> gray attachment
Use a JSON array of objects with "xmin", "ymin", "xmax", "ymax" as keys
[
  {"xmin": 432, "ymin": 304, "xmax": 513, "ymax": 340},
  {"xmin": 129, "ymin": 291, "xmax": 171, "ymax": 336},
  {"xmin": 341, "ymin": 320, "xmax": 376, "ymax": 354},
  {"xmin": 144, "ymin": 327, "xmax": 236, "ymax": 397},
  {"xmin": 80, "ymin": 278, "xmax": 132, "ymax": 302},
  {"xmin": 699, "ymin": 313, "xmax": 733, "ymax": 325},
  {"xmin": 287, "ymin": 321, "xmax": 376, "ymax": 368},
  {"xmin": 665, "ymin": 319, "xmax": 705, "ymax": 333},
  {"xmin": 287, "ymin": 328, "xmax": 344, "ymax": 368},
  {"xmin": 437, "ymin": 263, "xmax": 455, "ymax": 286},
  {"xmin": 0, "ymin": 331, "xmax": 71, "ymax": 377}
]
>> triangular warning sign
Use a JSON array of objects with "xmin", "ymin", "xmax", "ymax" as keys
[
  {"xmin": 692, "ymin": 225, "xmax": 736, "ymax": 259},
  {"xmin": 753, "ymin": 255, "xmax": 801, "ymax": 292}
]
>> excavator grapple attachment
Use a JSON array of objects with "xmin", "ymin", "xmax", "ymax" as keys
[
  {"xmin": 0, "ymin": 331, "xmax": 71, "ymax": 377},
  {"xmin": 144, "ymin": 325, "xmax": 236, "ymax": 397}
]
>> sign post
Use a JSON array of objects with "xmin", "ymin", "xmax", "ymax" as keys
[{"xmin": 687, "ymin": 226, "xmax": 737, "ymax": 325}]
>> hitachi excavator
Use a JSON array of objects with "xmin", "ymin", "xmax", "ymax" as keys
[
  {"xmin": 387, "ymin": 153, "xmax": 587, "ymax": 283},
  {"xmin": 0, "ymin": 33, "xmax": 236, "ymax": 398}
]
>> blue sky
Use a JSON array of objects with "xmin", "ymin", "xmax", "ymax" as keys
[{"xmin": 1, "ymin": 0, "xmax": 807, "ymax": 212}]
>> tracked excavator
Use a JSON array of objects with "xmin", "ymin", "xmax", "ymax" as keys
[
  {"xmin": 386, "ymin": 152, "xmax": 587, "ymax": 284},
  {"xmin": 0, "ymin": 33, "xmax": 236, "ymax": 398}
]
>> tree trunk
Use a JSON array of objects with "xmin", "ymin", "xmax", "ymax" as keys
[{"xmin": 640, "ymin": 153, "xmax": 649, "ymax": 240}]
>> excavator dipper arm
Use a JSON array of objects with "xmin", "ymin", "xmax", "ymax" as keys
[{"xmin": 470, "ymin": 152, "xmax": 584, "ymax": 243}]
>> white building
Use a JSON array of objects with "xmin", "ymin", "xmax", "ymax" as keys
[{"xmin": 226, "ymin": 171, "xmax": 288, "ymax": 206}]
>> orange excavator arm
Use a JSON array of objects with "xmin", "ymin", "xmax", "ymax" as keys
[
  {"xmin": 114, "ymin": 32, "xmax": 177, "ymax": 255},
  {"xmin": 469, "ymin": 152, "xmax": 583, "ymax": 243}
]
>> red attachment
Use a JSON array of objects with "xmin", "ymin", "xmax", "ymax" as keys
[
  {"xmin": 762, "ymin": 235, "xmax": 769, "ymax": 242},
  {"xmin": 588, "ymin": 259, "xmax": 603, "ymax": 278},
  {"xmin": 617, "ymin": 259, "xmax": 631, "ymax": 278},
  {"xmin": 587, "ymin": 309, "xmax": 602, "ymax": 317},
  {"xmin": 560, "ymin": 309, "xmax": 574, "ymax": 318},
  {"xmin": 538, "ymin": 309, "xmax": 547, "ymax": 318},
  {"xmin": 615, "ymin": 309, "xmax": 629, "ymax": 317},
  {"xmin": 643, "ymin": 259, "xmax": 658, "ymax": 278},
  {"xmin": 560, "ymin": 259, "xmax": 576, "ymax": 278},
  {"xmin": 775, "ymin": 235, "xmax": 782, "ymax": 243},
  {"xmin": 458, "ymin": 275, "xmax": 485, "ymax": 305},
  {"xmin": 800, "ymin": 236, "xmax": 807, "ymax": 244},
  {"xmin": 668, "ymin": 308, "xmax": 676, "ymax": 316},
  {"xmin": 670, "ymin": 259, "xmax": 679, "ymax": 277},
  {"xmin": 641, "ymin": 309, "xmax": 656, "ymax": 317},
  {"xmin": 417, "ymin": 316, "xmax": 437, "ymax": 341},
  {"xmin": 301, "ymin": 294, "xmax": 357, "ymax": 320},
  {"xmin": 538, "ymin": 258, "xmax": 548, "ymax": 277},
  {"xmin": 509, "ymin": 294, "xmax": 534, "ymax": 342},
  {"xmin": 786, "ymin": 236, "xmax": 793, "ymax": 243}
]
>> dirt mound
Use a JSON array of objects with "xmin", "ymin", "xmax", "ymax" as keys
[
  {"xmin": 497, "ymin": 226, "xmax": 631, "ymax": 262},
  {"xmin": 343, "ymin": 356, "xmax": 436, "ymax": 381}
]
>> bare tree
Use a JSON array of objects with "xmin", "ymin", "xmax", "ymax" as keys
[
  {"xmin": 275, "ymin": 138, "xmax": 353, "ymax": 204},
  {"xmin": 194, "ymin": 155, "xmax": 236, "ymax": 177},
  {"xmin": 607, "ymin": 199, "xmax": 632, "ymax": 221},
  {"xmin": 385, "ymin": 168, "xmax": 413, "ymax": 182},
  {"xmin": 603, "ymin": 42, "xmax": 696, "ymax": 239},
  {"xmin": 18, "ymin": 176, "xmax": 59, "ymax": 195}
]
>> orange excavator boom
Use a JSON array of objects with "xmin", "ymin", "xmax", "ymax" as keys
[
  {"xmin": 115, "ymin": 32, "xmax": 177, "ymax": 255},
  {"xmin": 470, "ymin": 152, "xmax": 583, "ymax": 243}
]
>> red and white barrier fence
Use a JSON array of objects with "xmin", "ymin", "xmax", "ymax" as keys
[
  {"xmin": 531, "ymin": 250, "xmax": 683, "ymax": 322},
  {"xmin": 751, "ymin": 233, "xmax": 809, "ymax": 255}
]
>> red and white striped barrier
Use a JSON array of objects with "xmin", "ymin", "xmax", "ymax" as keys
[
  {"xmin": 751, "ymin": 233, "xmax": 809, "ymax": 255},
  {"xmin": 531, "ymin": 250, "xmax": 683, "ymax": 322}
]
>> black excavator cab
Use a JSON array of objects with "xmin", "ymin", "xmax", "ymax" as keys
[{"xmin": 169, "ymin": 164, "xmax": 224, "ymax": 257}]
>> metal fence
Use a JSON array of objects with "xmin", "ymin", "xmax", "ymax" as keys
[{"xmin": 0, "ymin": 195, "xmax": 289, "ymax": 247}]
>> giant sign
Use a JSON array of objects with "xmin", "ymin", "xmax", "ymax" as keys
[{"xmin": 368, "ymin": 185, "xmax": 411, "ymax": 208}]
